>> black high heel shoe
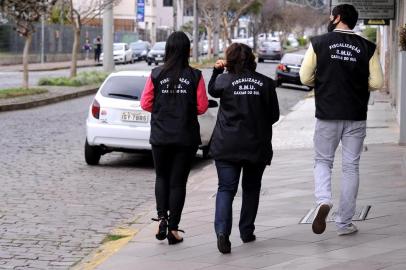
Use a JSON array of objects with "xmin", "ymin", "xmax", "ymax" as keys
[
  {"xmin": 151, "ymin": 217, "xmax": 167, "ymax": 241},
  {"xmin": 167, "ymin": 229, "xmax": 184, "ymax": 245}
]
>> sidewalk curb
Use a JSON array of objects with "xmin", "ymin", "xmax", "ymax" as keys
[
  {"xmin": 0, "ymin": 87, "xmax": 98, "ymax": 112},
  {"xmin": 0, "ymin": 63, "xmax": 99, "ymax": 73},
  {"xmin": 24, "ymin": 63, "xmax": 99, "ymax": 72}
]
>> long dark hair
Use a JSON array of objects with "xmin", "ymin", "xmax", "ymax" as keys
[
  {"xmin": 225, "ymin": 43, "xmax": 256, "ymax": 74},
  {"xmin": 161, "ymin": 31, "xmax": 191, "ymax": 88}
]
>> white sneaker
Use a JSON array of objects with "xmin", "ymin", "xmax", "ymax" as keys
[{"xmin": 337, "ymin": 224, "xmax": 358, "ymax": 236}]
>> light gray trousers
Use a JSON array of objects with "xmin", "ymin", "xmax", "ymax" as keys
[{"xmin": 314, "ymin": 119, "xmax": 366, "ymax": 229}]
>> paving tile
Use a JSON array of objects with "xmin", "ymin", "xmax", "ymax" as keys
[
  {"xmin": 260, "ymin": 256, "xmax": 346, "ymax": 270},
  {"xmin": 226, "ymin": 251, "xmax": 300, "ymax": 269}
]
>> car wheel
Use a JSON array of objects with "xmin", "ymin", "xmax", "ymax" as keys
[
  {"xmin": 155, "ymin": 62, "xmax": 159, "ymax": 66},
  {"xmin": 148, "ymin": 61, "xmax": 152, "ymax": 66},
  {"xmin": 85, "ymin": 139, "xmax": 101, "ymax": 165},
  {"xmin": 258, "ymin": 58, "xmax": 264, "ymax": 63}
]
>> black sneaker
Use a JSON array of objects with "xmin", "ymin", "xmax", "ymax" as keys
[
  {"xmin": 312, "ymin": 204, "xmax": 331, "ymax": 234},
  {"xmin": 217, "ymin": 233, "xmax": 231, "ymax": 254},
  {"xmin": 241, "ymin": 234, "xmax": 256, "ymax": 243}
]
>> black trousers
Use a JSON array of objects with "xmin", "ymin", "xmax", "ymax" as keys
[
  {"xmin": 214, "ymin": 160, "xmax": 266, "ymax": 238},
  {"xmin": 152, "ymin": 145, "xmax": 197, "ymax": 230}
]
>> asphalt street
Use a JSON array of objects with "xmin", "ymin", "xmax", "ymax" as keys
[{"xmin": 0, "ymin": 60, "xmax": 308, "ymax": 269}]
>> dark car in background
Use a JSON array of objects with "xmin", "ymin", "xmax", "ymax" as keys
[
  {"xmin": 146, "ymin": 42, "xmax": 166, "ymax": 66},
  {"xmin": 257, "ymin": 39, "xmax": 283, "ymax": 62},
  {"xmin": 275, "ymin": 53, "xmax": 310, "ymax": 90},
  {"xmin": 130, "ymin": 41, "xmax": 150, "ymax": 61}
]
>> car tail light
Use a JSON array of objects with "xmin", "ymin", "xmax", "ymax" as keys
[
  {"xmin": 277, "ymin": 64, "xmax": 287, "ymax": 72},
  {"xmin": 92, "ymin": 99, "xmax": 100, "ymax": 119}
]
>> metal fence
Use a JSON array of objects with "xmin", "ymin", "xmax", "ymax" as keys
[{"xmin": 0, "ymin": 23, "xmax": 139, "ymax": 64}]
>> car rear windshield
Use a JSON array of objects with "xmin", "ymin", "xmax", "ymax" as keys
[
  {"xmin": 131, "ymin": 43, "xmax": 146, "ymax": 49},
  {"xmin": 281, "ymin": 54, "xmax": 303, "ymax": 65},
  {"xmin": 100, "ymin": 76, "xmax": 147, "ymax": 100},
  {"xmin": 152, "ymin": 42, "xmax": 165, "ymax": 50},
  {"xmin": 114, "ymin": 44, "xmax": 124, "ymax": 51}
]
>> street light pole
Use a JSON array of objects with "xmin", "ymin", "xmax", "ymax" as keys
[
  {"xmin": 192, "ymin": 0, "xmax": 199, "ymax": 62},
  {"xmin": 103, "ymin": 0, "xmax": 114, "ymax": 72}
]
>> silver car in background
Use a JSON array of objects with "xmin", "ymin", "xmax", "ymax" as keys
[{"xmin": 257, "ymin": 39, "xmax": 283, "ymax": 62}]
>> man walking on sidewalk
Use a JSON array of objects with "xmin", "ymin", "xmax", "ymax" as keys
[{"xmin": 300, "ymin": 4, "xmax": 383, "ymax": 235}]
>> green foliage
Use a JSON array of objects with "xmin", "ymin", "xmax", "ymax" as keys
[
  {"xmin": 38, "ymin": 71, "xmax": 108, "ymax": 87},
  {"xmin": 297, "ymin": 37, "xmax": 308, "ymax": 46},
  {"xmin": 101, "ymin": 234, "xmax": 127, "ymax": 244},
  {"xmin": 49, "ymin": 6, "xmax": 69, "ymax": 24},
  {"xmin": 363, "ymin": 27, "xmax": 377, "ymax": 43},
  {"xmin": 227, "ymin": 0, "xmax": 262, "ymax": 17},
  {"xmin": 0, "ymin": 87, "xmax": 48, "ymax": 99},
  {"xmin": 180, "ymin": 21, "xmax": 205, "ymax": 37}
]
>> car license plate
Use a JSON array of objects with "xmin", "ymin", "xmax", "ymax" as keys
[
  {"xmin": 291, "ymin": 68, "xmax": 300, "ymax": 73},
  {"xmin": 121, "ymin": 111, "xmax": 149, "ymax": 123}
]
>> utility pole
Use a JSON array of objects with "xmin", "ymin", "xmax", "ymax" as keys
[
  {"xmin": 192, "ymin": 0, "xmax": 199, "ymax": 62},
  {"xmin": 173, "ymin": 0, "xmax": 178, "ymax": 31},
  {"xmin": 103, "ymin": 0, "xmax": 114, "ymax": 72}
]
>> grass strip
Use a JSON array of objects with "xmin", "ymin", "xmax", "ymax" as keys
[
  {"xmin": 38, "ymin": 71, "xmax": 108, "ymax": 87},
  {"xmin": 0, "ymin": 87, "xmax": 48, "ymax": 99},
  {"xmin": 101, "ymin": 234, "xmax": 128, "ymax": 244}
]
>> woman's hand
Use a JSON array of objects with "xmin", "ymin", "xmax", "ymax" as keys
[{"xmin": 214, "ymin": 59, "xmax": 226, "ymax": 70}]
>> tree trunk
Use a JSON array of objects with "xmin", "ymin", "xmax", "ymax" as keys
[
  {"xmin": 22, "ymin": 34, "xmax": 32, "ymax": 89},
  {"xmin": 70, "ymin": 28, "xmax": 81, "ymax": 78},
  {"xmin": 222, "ymin": 15, "xmax": 232, "ymax": 46},
  {"xmin": 207, "ymin": 25, "xmax": 213, "ymax": 59}
]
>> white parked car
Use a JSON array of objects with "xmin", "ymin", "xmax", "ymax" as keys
[
  {"xmin": 100, "ymin": 43, "xmax": 133, "ymax": 64},
  {"xmin": 85, "ymin": 71, "xmax": 219, "ymax": 165}
]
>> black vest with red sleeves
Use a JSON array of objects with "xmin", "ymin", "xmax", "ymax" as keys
[
  {"xmin": 150, "ymin": 66, "xmax": 202, "ymax": 146},
  {"xmin": 311, "ymin": 30, "xmax": 376, "ymax": 121}
]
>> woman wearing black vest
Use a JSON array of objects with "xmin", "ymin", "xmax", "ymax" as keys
[
  {"xmin": 209, "ymin": 43, "xmax": 279, "ymax": 254},
  {"xmin": 141, "ymin": 31, "xmax": 208, "ymax": 245}
]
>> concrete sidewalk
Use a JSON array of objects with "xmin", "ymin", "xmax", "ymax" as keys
[{"xmin": 93, "ymin": 92, "xmax": 406, "ymax": 270}]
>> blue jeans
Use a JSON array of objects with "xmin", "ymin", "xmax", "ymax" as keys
[{"xmin": 214, "ymin": 160, "xmax": 266, "ymax": 238}]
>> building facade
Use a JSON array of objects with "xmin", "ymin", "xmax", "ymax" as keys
[
  {"xmin": 136, "ymin": 0, "xmax": 193, "ymax": 43},
  {"xmin": 379, "ymin": 1, "xmax": 406, "ymax": 144}
]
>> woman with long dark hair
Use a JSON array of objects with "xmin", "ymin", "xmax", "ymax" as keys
[
  {"xmin": 208, "ymin": 43, "xmax": 279, "ymax": 253},
  {"xmin": 141, "ymin": 31, "xmax": 208, "ymax": 245}
]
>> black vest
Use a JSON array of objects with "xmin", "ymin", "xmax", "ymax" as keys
[
  {"xmin": 150, "ymin": 66, "xmax": 202, "ymax": 146},
  {"xmin": 311, "ymin": 30, "xmax": 376, "ymax": 120},
  {"xmin": 208, "ymin": 70, "xmax": 280, "ymax": 164}
]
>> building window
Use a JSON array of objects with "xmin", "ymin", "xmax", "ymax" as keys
[
  {"xmin": 184, "ymin": 6, "xmax": 193, "ymax": 16},
  {"xmin": 163, "ymin": 0, "xmax": 172, "ymax": 6}
]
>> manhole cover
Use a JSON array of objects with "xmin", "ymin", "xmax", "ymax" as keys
[{"xmin": 299, "ymin": 205, "xmax": 371, "ymax": 224}]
